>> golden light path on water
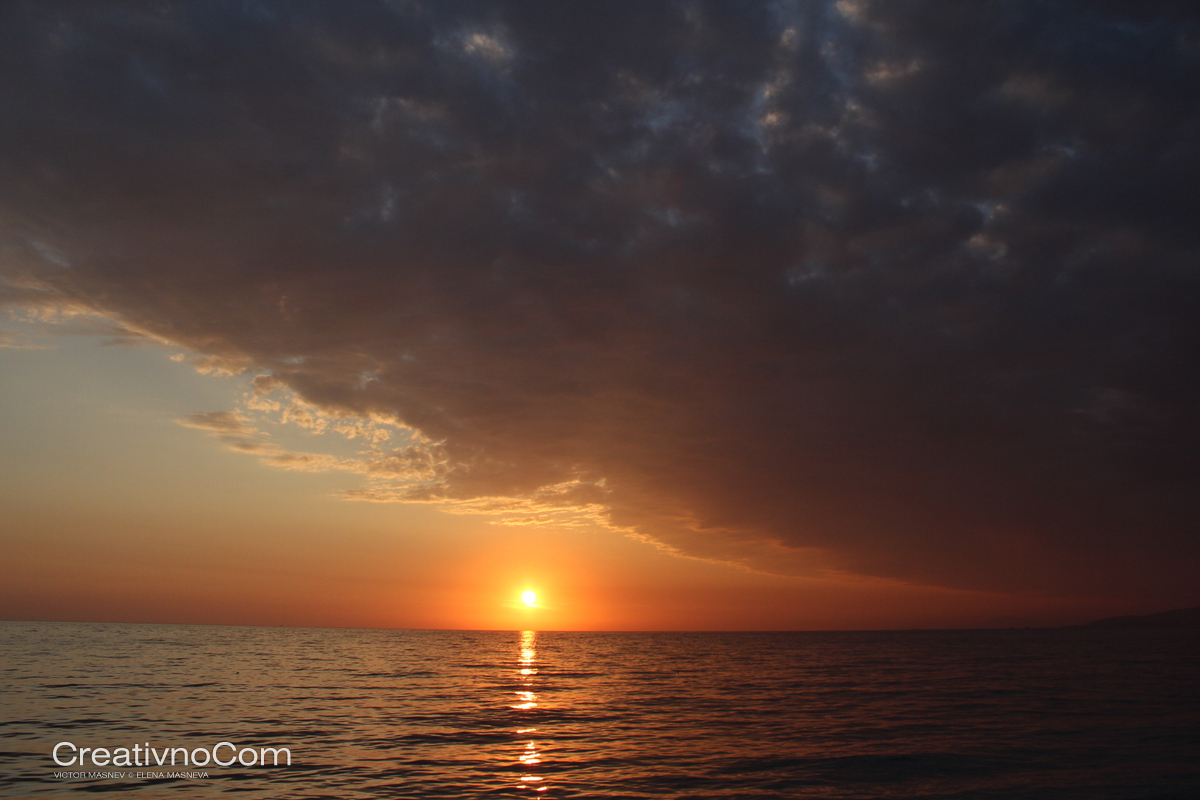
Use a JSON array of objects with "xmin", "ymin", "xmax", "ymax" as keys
[{"xmin": 512, "ymin": 630, "xmax": 548, "ymax": 793}]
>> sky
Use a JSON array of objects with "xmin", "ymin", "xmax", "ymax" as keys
[{"xmin": 2, "ymin": 0, "xmax": 1199, "ymax": 630}]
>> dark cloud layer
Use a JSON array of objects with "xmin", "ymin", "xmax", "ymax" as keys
[{"xmin": 3, "ymin": 1, "xmax": 1199, "ymax": 599}]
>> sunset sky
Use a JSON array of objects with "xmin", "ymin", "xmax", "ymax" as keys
[{"xmin": 2, "ymin": 1, "xmax": 1198, "ymax": 630}]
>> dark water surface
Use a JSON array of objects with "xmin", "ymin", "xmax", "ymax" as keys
[{"xmin": 1, "ymin": 622, "xmax": 1197, "ymax": 799}]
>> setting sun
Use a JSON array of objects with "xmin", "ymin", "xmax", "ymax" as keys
[{"xmin": 521, "ymin": 590, "xmax": 538, "ymax": 607}]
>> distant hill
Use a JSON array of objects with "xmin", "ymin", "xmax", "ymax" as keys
[{"xmin": 1082, "ymin": 605, "xmax": 1200, "ymax": 628}]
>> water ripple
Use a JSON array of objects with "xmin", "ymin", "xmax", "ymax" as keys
[{"xmin": 1, "ymin": 624, "xmax": 1197, "ymax": 798}]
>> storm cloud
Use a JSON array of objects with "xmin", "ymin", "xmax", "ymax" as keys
[{"xmin": 2, "ymin": 0, "xmax": 1199, "ymax": 599}]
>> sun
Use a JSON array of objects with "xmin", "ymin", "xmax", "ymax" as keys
[{"xmin": 521, "ymin": 590, "xmax": 538, "ymax": 607}]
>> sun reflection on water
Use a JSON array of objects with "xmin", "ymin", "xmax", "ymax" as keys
[{"xmin": 513, "ymin": 630, "xmax": 549, "ymax": 793}]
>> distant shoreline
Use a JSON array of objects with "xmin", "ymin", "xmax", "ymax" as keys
[{"xmin": 1074, "ymin": 605, "xmax": 1200, "ymax": 629}]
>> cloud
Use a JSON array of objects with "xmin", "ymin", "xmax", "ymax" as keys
[
  {"xmin": 175, "ymin": 410, "xmax": 267, "ymax": 452},
  {"xmin": 2, "ymin": 1, "xmax": 1199, "ymax": 600},
  {"xmin": 0, "ymin": 331, "xmax": 51, "ymax": 350},
  {"xmin": 2, "ymin": 304, "xmax": 154, "ymax": 346},
  {"xmin": 176, "ymin": 411, "xmax": 255, "ymax": 436}
]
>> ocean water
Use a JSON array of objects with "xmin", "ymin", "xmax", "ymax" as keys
[{"xmin": 1, "ymin": 623, "xmax": 1197, "ymax": 799}]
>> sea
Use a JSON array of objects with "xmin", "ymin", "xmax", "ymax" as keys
[{"xmin": 2, "ymin": 622, "xmax": 1197, "ymax": 799}]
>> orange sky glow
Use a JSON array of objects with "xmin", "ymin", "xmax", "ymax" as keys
[{"xmin": 0, "ymin": 328, "xmax": 1183, "ymax": 631}]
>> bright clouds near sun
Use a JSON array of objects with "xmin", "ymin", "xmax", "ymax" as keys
[
  {"xmin": 2, "ymin": 1, "xmax": 1199, "ymax": 602},
  {"xmin": 170, "ymin": 376, "xmax": 617, "ymax": 533}
]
